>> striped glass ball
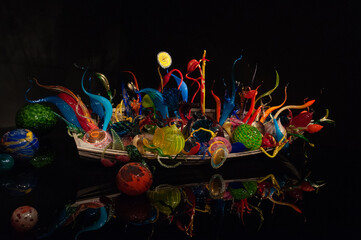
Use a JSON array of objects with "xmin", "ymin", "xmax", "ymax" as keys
[{"xmin": 1, "ymin": 129, "xmax": 39, "ymax": 160}]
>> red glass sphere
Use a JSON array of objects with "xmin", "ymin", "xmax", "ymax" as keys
[{"xmin": 116, "ymin": 162, "xmax": 153, "ymax": 196}]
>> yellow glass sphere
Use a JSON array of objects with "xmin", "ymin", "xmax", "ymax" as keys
[{"xmin": 152, "ymin": 124, "xmax": 185, "ymax": 155}]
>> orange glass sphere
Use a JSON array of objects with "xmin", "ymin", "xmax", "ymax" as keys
[{"xmin": 116, "ymin": 162, "xmax": 153, "ymax": 196}]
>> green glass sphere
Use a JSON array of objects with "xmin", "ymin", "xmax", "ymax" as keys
[
  {"xmin": 233, "ymin": 124, "xmax": 262, "ymax": 150},
  {"xmin": 15, "ymin": 103, "xmax": 57, "ymax": 134}
]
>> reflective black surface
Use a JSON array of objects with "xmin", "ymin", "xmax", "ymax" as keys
[{"xmin": 0, "ymin": 119, "xmax": 354, "ymax": 240}]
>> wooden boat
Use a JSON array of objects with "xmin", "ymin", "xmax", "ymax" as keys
[
  {"xmin": 73, "ymin": 133, "xmax": 273, "ymax": 166},
  {"xmin": 72, "ymin": 107, "xmax": 274, "ymax": 167}
]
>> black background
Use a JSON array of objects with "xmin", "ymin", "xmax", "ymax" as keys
[
  {"xmin": 0, "ymin": 0, "xmax": 360, "ymax": 238},
  {"xmin": 0, "ymin": 0, "xmax": 352, "ymax": 128}
]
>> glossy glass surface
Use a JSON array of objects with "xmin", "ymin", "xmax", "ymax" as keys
[{"xmin": 0, "ymin": 123, "xmax": 347, "ymax": 239}]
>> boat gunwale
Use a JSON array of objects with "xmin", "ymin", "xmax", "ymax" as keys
[{"xmin": 73, "ymin": 133, "xmax": 273, "ymax": 164}]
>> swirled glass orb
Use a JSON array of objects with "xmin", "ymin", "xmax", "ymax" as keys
[
  {"xmin": 116, "ymin": 162, "xmax": 153, "ymax": 196},
  {"xmin": 82, "ymin": 129, "xmax": 112, "ymax": 148},
  {"xmin": 1, "ymin": 129, "xmax": 39, "ymax": 160},
  {"xmin": 208, "ymin": 137, "xmax": 232, "ymax": 153}
]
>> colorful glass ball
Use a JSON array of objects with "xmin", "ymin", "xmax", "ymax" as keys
[
  {"xmin": 152, "ymin": 124, "xmax": 185, "ymax": 155},
  {"xmin": 15, "ymin": 103, "xmax": 57, "ymax": 134},
  {"xmin": 0, "ymin": 153, "xmax": 14, "ymax": 172},
  {"xmin": 116, "ymin": 162, "xmax": 153, "ymax": 196},
  {"xmin": 1, "ymin": 129, "xmax": 39, "ymax": 160},
  {"xmin": 82, "ymin": 129, "xmax": 112, "ymax": 148},
  {"xmin": 208, "ymin": 136, "xmax": 232, "ymax": 153},
  {"xmin": 232, "ymin": 124, "xmax": 262, "ymax": 150},
  {"xmin": 10, "ymin": 206, "xmax": 38, "ymax": 232}
]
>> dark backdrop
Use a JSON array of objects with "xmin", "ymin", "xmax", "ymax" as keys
[
  {"xmin": 1, "ymin": 1, "xmax": 352, "ymax": 128},
  {"xmin": 0, "ymin": 0, "xmax": 360, "ymax": 235},
  {"xmin": 1, "ymin": 0, "xmax": 355, "ymax": 163}
]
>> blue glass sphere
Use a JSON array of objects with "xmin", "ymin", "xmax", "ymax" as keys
[{"xmin": 1, "ymin": 129, "xmax": 39, "ymax": 161}]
